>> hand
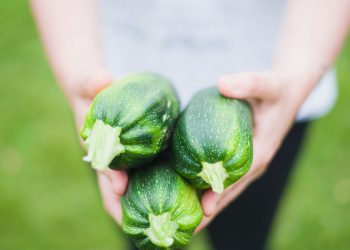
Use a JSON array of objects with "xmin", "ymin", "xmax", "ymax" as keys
[
  {"xmin": 196, "ymin": 71, "xmax": 309, "ymax": 232},
  {"xmin": 64, "ymin": 69, "xmax": 128, "ymax": 224}
]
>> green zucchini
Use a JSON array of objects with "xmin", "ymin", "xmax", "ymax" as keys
[
  {"xmin": 80, "ymin": 73, "xmax": 180, "ymax": 170},
  {"xmin": 172, "ymin": 88, "xmax": 253, "ymax": 193},
  {"xmin": 121, "ymin": 154, "xmax": 203, "ymax": 250}
]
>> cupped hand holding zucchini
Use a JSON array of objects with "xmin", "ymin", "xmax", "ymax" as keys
[
  {"xmin": 121, "ymin": 155, "xmax": 203, "ymax": 250},
  {"xmin": 80, "ymin": 72, "xmax": 180, "ymax": 171},
  {"xmin": 172, "ymin": 88, "xmax": 253, "ymax": 193}
]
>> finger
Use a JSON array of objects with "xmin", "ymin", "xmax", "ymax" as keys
[
  {"xmin": 217, "ymin": 72, "xmax": 279, "ymax": 100},
  {"xmin": 250, "ymin": 134, "xmax": 270, "ymax": 178},
  {"xmin": 213, "ymin": 174, "xmax": 247, "ymax": 206},
  {"xmin": 215, "ymin": 178, "xmax": 251, "ymax": 213},
  {"xmin": 201, "ymin": 190, "xmax": 221, "ymax": 217},
  {"xmin": 99, "ymin": 169, "xmax": 128, "ymax": 196},
  {"xmin": 195, "ymin": 215, "xmax": 212, "ymax": 233},
  {"xmin": 83, "ymin": 69, "xmax": 114, "ymax": 98},
  {"xmin": 98, "ymin": 173, "xmax": 123, "ymax": 224},
  {"xmin": 198, "ymin": 176, "xmax": 252, "ymax": 233},
  {"xmin": 249, "ymin": 111, "xmax": 284, "ymax": 179}
]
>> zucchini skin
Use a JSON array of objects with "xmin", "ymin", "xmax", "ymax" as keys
[
  {"xmin": 172, "ymin": 88, "xmax": 253, "ymax": 191},
  {"xmin": 80, "ymin": 72, "xmax": 180, "ymax": 170},
  {"xmin": 121, "ymin": 154, "xmax": 203, "ymax": 250}
]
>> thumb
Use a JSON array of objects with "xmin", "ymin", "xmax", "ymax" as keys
[
  {"xmin": 201, "ymin": 190, "xmax": 220, "ymax": 217},
  {"xmin": 217, "ymin": 72, "xmax": 279, "ymax": 100}
]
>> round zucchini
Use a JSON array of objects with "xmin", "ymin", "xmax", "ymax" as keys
[
  {"xmin": 121, "ymin": 154, "xmax": 203, "ymax": 250},
  {"xmin": 172, "ymin": 88, "xmax": 253, "ymax": 193},
  {"xmin": 80, "ymin": 72, "xmax": 180, "ymax": 170}
]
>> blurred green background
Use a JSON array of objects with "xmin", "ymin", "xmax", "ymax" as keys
[{"xmin": 1, "ymin": 1, "xmax": 349, "ymax": 250}]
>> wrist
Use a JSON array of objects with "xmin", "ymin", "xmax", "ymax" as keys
[{"xmin": 272, "ymin": 66, "xmax": 325, "ymax": 111}]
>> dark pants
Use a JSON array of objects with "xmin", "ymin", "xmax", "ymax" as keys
[
  {"xmin": 130, "ymin": 122, "xmax": 309, "ymax": 250},
  {"xmin": 207, "ymin": 122, "xmax": 309, "ymax": 250}
]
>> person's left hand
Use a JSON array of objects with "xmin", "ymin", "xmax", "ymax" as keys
[{"xmin": 196, "ymin": 71, "xmax": 311, "ymax": 232}]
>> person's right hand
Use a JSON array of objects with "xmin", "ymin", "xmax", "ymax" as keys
[{"xmin": 62, "ymin": 69, "xmax": 128, "ymax": 224}]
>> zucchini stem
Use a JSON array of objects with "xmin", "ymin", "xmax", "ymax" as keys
[
  {"xmin": 198, "ymin": 161, "xmax": 228, "ymax": 193},
  {"xmin": 144, "ymin": 213, "xmax": 178, "ymax": 248},
  {"xmin": 83, "ymin": 119, "xmax": 125, "ymax": 170}
]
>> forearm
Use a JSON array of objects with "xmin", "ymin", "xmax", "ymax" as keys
[
  {"xmin": 273, "ymin": 0, "xmax": 350, "ymax": 106},
  {"xmin": 30, "ymin": 0, "xmax": 105, "ymax": 93}
]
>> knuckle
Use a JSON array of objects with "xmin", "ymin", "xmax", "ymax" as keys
[
  {"xmin": 252, "ymin": 167, "xmax": 266, "ymax": 180},
  {"xmin": 249, "ymin": 73, "xmax": 265, "ymax": 94},
  {"xmin": 260, "ymin": 157, "xmax": 270, "ymax": 168},
  {"xmin": 252, "ymin": 73, "xmax": 264, "ymax": 85},
  {"xmin": 261, "ymin": 149, "xmax": 274, "ymax": 166},
  {"xmin": 259, "ymin": 164, "xmax": 268, "ymax": 176},
  {"xmin": 249, "ymin": 82, "xmax": 260, "ymax": 94},
  {"xmin": 251, "ymin": 156, "xmax": 271, "ymax": 179}
]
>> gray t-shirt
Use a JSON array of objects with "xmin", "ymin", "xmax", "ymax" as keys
[{"xmin": 99, "ymin": 0, "xmax": 337, "ymax": 121}]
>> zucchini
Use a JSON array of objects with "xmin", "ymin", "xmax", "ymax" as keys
[
  {"xmin": 121, "ymin": 154, "xmax": 203, "ymax": 250},
  {"xmin": 80, "ymin": 73, "xmax": 180, "ymax": 170},
  {"xmin": 172, "ymin": 88, "xmax": 253, "ymax": 193}
]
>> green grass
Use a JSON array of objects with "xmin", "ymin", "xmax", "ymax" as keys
[
  {"xmin": 268, "ymin": 40, "xmax": 350, "ymax": 250},
  {"xmin": 0, "ymin": 1, "xmax": 349, "ymax": 250}
]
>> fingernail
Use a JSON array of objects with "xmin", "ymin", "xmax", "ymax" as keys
[
  {"xmin": 213, "ymin": 194, "xmax": 220, "ymax": 206},
  {"xmin": 112, "ymin": 179, "xmax": 122, "ymax": 195},
  {"xmin": 206, "ymin": 193, "xmax": 220, "ymax": 216}
]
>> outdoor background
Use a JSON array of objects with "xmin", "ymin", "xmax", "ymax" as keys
[{"xmin": 1, "ymin": 1, "xmax": 349, "ymax": 250}]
